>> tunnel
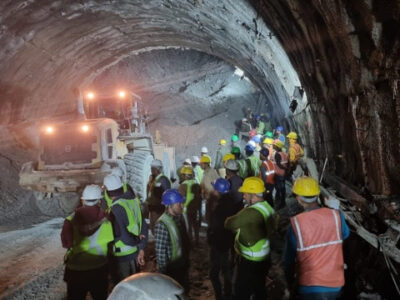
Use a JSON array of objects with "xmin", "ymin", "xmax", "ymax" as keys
[{"xmin": 0, "ymin": 0, "xmax": 399, "ymax": 299}]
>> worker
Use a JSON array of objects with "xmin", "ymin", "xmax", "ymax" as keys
[
  {"xmin": 104, "ymin": 167, "xmax": 133, "ymax": 208},
  {"xmin": 201, "ymin": 146, "xmax": 208, "ymax": 157},
  {"xmin": 208, "ymin": 178, "xmax": 235, "ymax": 300},
  {"xmin": 231, "ymin": 134, "xmax": 240, "ymax": 148},
  {"xmin": 146, "ymin": 159, "xmax": 171, "ymax": 234},
  {"xmin": 244, "ymin": 142, "xmax": 261, "ymax": 177},
  {"xmin": 286, "ymin": 131, "xmax": 304, "ymax": 178},
  {"xmin": 259, "ymin": 114, "xmax": 272, "ymax": 134},
  {"xmin": 252, "ymin": 135, "xmax": 262, "ymax": 153},
  {"xmin": 284, "ymin": 177, "xmax": 350, "ymax": 299},
  {"xmin": 225, "ymin": 177, "xmax": 277, "ymax": 300},
  {"xmin": 155, "ymin": 189, "xmax": 190, "ymax": 292},
  {"xmin": 225, "ymin": 159, "xmax": 244, "ymax": 213},
  {"xmin": 200, "ymin": 154, "xmax": 219, "ymax": 224},
  {"xmin": 259, "ymin": 148, "xmax": 275, "ymax": 207},
  {"xmin": 215, "ymin": 139, "xmax": 230, "ymax": 178},
  {"xmin": 274, "ymin": 125, "xmax": 286, "ymax": 145},
  {"xmin": 232, "ymin": 146, "xmax": 248, "ymax": 179},
  {"xmin": 176, "ymin": 158, "xmax": 192, "ymax": 184},
  {"xmin": 108, "ymin": 272, "xmax": 186, "ymax": 300},
  {"xmin": 61, "ymin": 184, "xmax": 113, "ymax": 300},
  {"xmin": 222, "ymin": 152, "xmax": 235, "ymax": 165},
  {"xmin": 191, "ymin": 155, "xmax": 203, "ymax": 184},
  {"xmin": 271, "ymin": 139, "xmax": 288, "ymax": 209},
  {"xmin": 178, "ymin": 166, "xmax": 202, "ymax": 245},
  {"xmin": 104, "ymin": 174, "xmax": 148, "ymax": 284},
  {"xmin": 262, "ymin": 137, "xmax": 274, "ymax": 159}
]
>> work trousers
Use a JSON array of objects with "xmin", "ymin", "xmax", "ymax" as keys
[
  {"xmin": 274, "ymin": 175, "xmax": 286, "ymax": 209},
  {"xmin": 109, "ymin": 257, "xmax": 138, "ymax": 285},
  {"xmin": 64, "ymin": 264, "xmax": 108, "ymax": 300},
  {"xmin": 209, "ymin": 246, "xmax": 232, "ymax": 300},
  {"xmin": 264, "ymin": 183, "xmax": 274, "ymax": 207},
  {"xmin": 186, "ymin": 211, "xmax": 201, "ymax": 245},
  {"xmin": 234, "ymin": 256, "xmax": 270, "ymax": 300}
]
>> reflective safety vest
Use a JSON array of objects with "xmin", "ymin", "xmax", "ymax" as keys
[
  {"xmin": 260, "ymin": 160, "xmax": 275, "ymax": 185},
  {"xmin": 273, "ymin": 151, "xmax": 288, "ymax": 177},
  {"xmin": 158, "ymin": 213, "xmax": 182, "ymax": 262},
  {"xmin": 288, "ymin": 142, "xmax": 304, "ymax": 164},
  {"xmin": 193, "ymin": 165, "xmax": 203, "ymax": 184},
  {"xmin": 182, "ymin": 179, "xmax": 195, "ymax": 213},
  {"xmin": 111, "ymin": 197, "xmax": 142, "ymax": 257},
  {"xmin": 65, "ymin": 214, "xmax": 114, "ymax": 271},
  {"xmin": 234, "ymin": 201, "xmax": 275, "ymax": 261},
  {"xmin": 105, "ymin": 182, "xmax": 128, "ymax": 208},
  {"xmin": 237, "ymin": 159, "xmax": 248, "ymax": 179},
  {"xmin": 149, "ymin": 173, "xmax": 171, "ymax": 197},
  {"xmin": 291, "ymin": 208, "xmax": 345, "ymax": 287},
  {"xmin": 246, "ymin": 155, "xmax": 261, "ymax": 177}
]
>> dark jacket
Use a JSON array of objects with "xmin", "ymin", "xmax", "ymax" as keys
[{"xmin": 228, "ymin": 174, "xmax": 244, "ymax": 213}]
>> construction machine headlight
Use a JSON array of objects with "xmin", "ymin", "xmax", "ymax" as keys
[
  {"xmin": 86, "ymin": 92, "xmax": 95, "ymax": 100},
  {"xmin": 81, "ymin": 124, "xmax": 90, "ymax": 133},
  {"xmin": 118, "ymin": 90, "xmax": 126, "ymax": 99},
  {"xmin": 44, "ymin": 126, "xmax": 54, "ymax": 134}
]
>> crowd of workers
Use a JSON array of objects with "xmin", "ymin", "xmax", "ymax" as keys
[{"xmin": 60, "ymin": 119, "xmax": 349, "ymax": 300}]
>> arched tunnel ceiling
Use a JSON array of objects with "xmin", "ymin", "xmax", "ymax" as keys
[{"xmin": 0, "ymin": 0, "xmax": 399, "ymax": 195}]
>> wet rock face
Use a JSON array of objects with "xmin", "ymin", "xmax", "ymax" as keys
[{"xmin": 0, "ymin": 0, "xmax": 398, "ymax": 195}]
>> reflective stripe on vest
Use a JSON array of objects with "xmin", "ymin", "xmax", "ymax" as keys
[
  {"xmin": 260, "ymin": 160, "xmax": 275, "ymax": 185},
  {"xmin": 235, "ymin": 202, "xmax": 275, "ymax": 261},
  {"xmin": 290, "ymin": 208, "xmax": 345, "ymax": 287},
  {"xmin": 183, "ymin": 179, "xmax": 195, "ymax": 213},
  {"xmin": 193, "ymin": 165, "xmax": 203, "ymax": 184},
  {"xmin": 105, "ymin": 182, "xmax": 128, "ymax": 208},
  {"xmin": 158, "ymin": 213, "xmax": 182, "ymax": 261},
  {"xmin": 274, "ymin": 152, "xmax": 288, "ymax": 176},
  {"xmin": 65, "ymin": 217, "xmax": 114, "ymax": 271},
  {"xmin": 111, "ymin": 197, "xmax": 142, "ymax": 256}
]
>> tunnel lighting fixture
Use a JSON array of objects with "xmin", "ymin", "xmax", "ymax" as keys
[
  {"xmin": 86, "ymin": 92, "xmax": 95, "ymax": 100},
  {"xmin": 234, "ymin": 67, "xmax": 244, "ymax": 77},
  {"xmin": 118, "ymin": 90, "xmax": 126, "ymax": 99},
  {"xmin": 81, "ymin": 124, "xmax": 89, "ymax": 132},
  {"xmin": 45, "ymin": 126, "xmax": 54, "ymax": 134}
]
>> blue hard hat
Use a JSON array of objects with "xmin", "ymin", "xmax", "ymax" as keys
[
  {"xmin": 245, "ymin": 143, "xmax": 255, "ymax": 152},
  {"xmin": 161, "ymin": 189, "xmax": 185, "ymax": 205},
  {"xmin": 212, "ymin": 178, "xmax": 230, "ymax": 194},
  {"xmin": 252, "ymin": 135, "xmax": 261, "ymax": 144},
  {"xmin": 254, "ymin": 114, "xmax": 261, "ymax": 120},
  {"xmin": 276, "ymin": 126, "xmax": 283, "ymax": 132},
  {"xmin": 260, "ymin": 148, "xmax": 270, "ymax": 157}
]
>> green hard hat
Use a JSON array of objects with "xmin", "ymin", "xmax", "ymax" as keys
[
  {"xmin": 265, "ymin": 131, "xmax": 273, "ymax": 138},
  {"xmin": 231, "ymin": 134, "xmax": 239, "ymax": 142},
  {"xmin": 231, "ymin": 146, "xmax": 241, "ymax": 154}
]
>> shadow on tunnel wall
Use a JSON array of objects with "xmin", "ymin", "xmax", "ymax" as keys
[{"xmin": 0, "ymin": 81, "xmax": 29, "ymax": 125}]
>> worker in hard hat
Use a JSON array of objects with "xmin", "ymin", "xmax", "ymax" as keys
[
  {"xmin": 103, "ymin": 167, "xmax": 134, "ymax": 208},
  {"xmin": 274, "ymin": 125, "xmax": 286, "ymax": 145},
  {"xmin": 61, "ymin": 184, "xmax": 114, "ymax": 300},
  {"xmin": 155, "ymin": 189, "xmax": 190, "ymax": 292},
  {"xmin": 107, "ymin": 272, "xmax": 187, "ymax": 300},
  {"xmin": 178, "ymin": 166, "xmax": 202, "ymax": 245},
  {"xmin": 231, "ymin": 134, "xmax": 240, "ymax": 149},
  {"xmin": 225, "ymin": 177, "xmax": 277, "ymax": 300},
  {"xmin": 104, "ymin": 174, "xmax": 148, "ymax": 284},
  {"xmin": 244, "ymin": 142, "xmax": 261, "ymax": 177},
  {"xmin": 259, "ymin": 148, "xmax": 275, "ymax": 207},
  {"xmin": 200, "ymin": 154, "xmax": 219, "ymax": 224},
  {"xmin": 286, "ymin": 131, "xmax": 304, "ymax": 179},
  {"xmin": 215, "ymin": 139, "xmax": 230, "ymax": 178},
  {"xmin": 146, "ymin": 159, "xmax": 171, "ymax": 234},
  {"xmin": 176, "ymin": 158, "xmax": 192, "ymax": 184},
  {"xmin": 232, "ymin": 146, "xmax": 248, "ymax": 179},
  {"xmin": 271, "ymin": 139, "xmax": 288, "ymax": 209},
  {"xmin": 262, "ymin": 137, "xmax": 274, "ymax": 159},
  {"xmin": 284, "ymin": 177, "xmax": 349, "ymax": 299},
  {"xmin": 225, "ymin": 159, "xmax": 244, "ymax": 213},
  {"xmin": 201, "ymin": 146, "xmax": 208, "ymax": 157},
  {"xmin": 256, "ymin": 114, "xmax": 272, "ymax": 135},
  {"xmin": 208, "ymin": 178, "xmax": 235, "ymax": 300},
  {"xmin": 191, "ymin": 155, "xmax": 203, "ymax": 184}
]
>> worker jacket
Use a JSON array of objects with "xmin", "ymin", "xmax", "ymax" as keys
[
  {"xmin": 182, "ymin": 179, "xmax": 195, "ymax": 213},
  {"xmin": 273, "ymin": 151, "xmax": 288, "ymax": 177},
  {"xmin": 237, "ymin": 159, "xmax": 248, "ymax": 179},
  {"xmin": 246, "ymin": 154, "xmax": 261, "ymax": 177},
  {"xmin": 193, "ymin": 165, "xmax": 204, "ymax": 184},
  {"xmin": 111, "ymin": 197, "xmax": 142, "ymax": 257},
  {"xmin": 158, "ymin": 213, "xmax": 183, "ymax": 262},
  {"xmin": 260, "ymin": 159, "xmax": 275, "ymax": 185},
  {"xmin": 64, "ymin": 214, "xmax": 113, "ymax": 271},
  {"xmin": 105, "ymin": 182, "xmax": 128, "ymax": 208},
  {"xmin": 234, "ymin": 201, "xmax": 275, "ymax": 261},
  {"xmin": 288, "ymin": 142, "xmax": 304, "ymax": 164},
  {"xmin": 290, "ymin": 208, "xmax": 345, "ymax": 287},
  {"xmin": 147, "ymin": 173, "xmax": 171, "ymax": 206}
]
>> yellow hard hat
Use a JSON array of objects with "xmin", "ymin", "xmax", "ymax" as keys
[
  {"xmin": 287, "ymin": 132, "xmax": 298, "ymax": 140},
  {"xmin": 292, "ymin": 176, "xmax": 320, "ymax": 197},
  {"xmin": 222, "ymin": 153, "xmax": 235, "ymax": 162},
  {"xmin": 181, "ymin": 166, "xmax": 194, "ymax": 175},
  {"xmin": 200, "ymin": 154, "xmax": 211, "ymax": 164},
  {"xmin": 239, "ymin": 177, "xmax": 266, "ymax": 194},
  {"xmin": 263, "ymin": 138, "xmax": 273, "ymax": 145},
  {"xmin": 273, "ymin": 139, "xmax": 284, "ymax": 149},
  {"xmin": 219, "ymin": 139, "xmax": 227, "ymax": 146}
]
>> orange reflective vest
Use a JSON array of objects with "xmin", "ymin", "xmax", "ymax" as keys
[
  {"xmin": 260, "ymin": 160, "xmax": 275, "ymax": 185},
  {"xmin": 288, "ymin": 142, "xmax": 304, "ymax": 163},
  {"xmin": 273, "ymin": 152, "xmax": 288, "ymax": 177},
  {"xmin": 290, "ymin": 208, "xmax": 345, "ymax": 287}
]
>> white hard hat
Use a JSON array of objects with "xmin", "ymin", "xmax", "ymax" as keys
[
  {"xmin": 191, "ymin": 156, "xmax": 200, "ymax": 163},
  {"xmin": 111, "ymin": 167, "xmax": 124, "ymax": 178},
  {"xmin": 248, "ymin": 140, "xmax": 256, "ymax": 148},
  {"xmin": 108, "ymin": 272, "xmax": 186, "ymax": 300},
  {"xmin": 151, "ymin": 159, "xmax": 163, "ymax": 169},
  {"xmin": 201, "ymin": 146, "xmax": 208, "ymax": 153},
  {"xmin": 81, "ymin": 184, "xmax": 103, "ymax": 201},
  {"xmin": 104, "ymin": 174, "xmax": 123, "ymax": 191},
  {"xmin": 224, "ymin": 159, "xmax": 239, "ymax": 171},
  {"xmin": 184, "ymin": 158, "xmax": 191, "ymax": 165}
]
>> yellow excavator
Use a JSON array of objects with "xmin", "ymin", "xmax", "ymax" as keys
[{"xmin": 19, "ymin": 89, "xmax": 175, "ymax": 216}]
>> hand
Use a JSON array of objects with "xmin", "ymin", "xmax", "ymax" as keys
[
  {"xmin": 139, "ymin": 234, "xmax": 145, "ymax": 240},
  {"xmin": 137, "ymin": 250, "xmax": 145, "ymax": 266}
]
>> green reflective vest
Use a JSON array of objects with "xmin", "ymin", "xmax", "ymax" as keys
[
  {"xmin": 105, "ymin": 182, "xmax": 128, "ymax": 208},
  {"xmin": 182, "ymin": 179, "xmax": 195, "ymax": 213},
  {"xmin": 237, "ymin": 159, "xmax": 248, "ymax": 179},
  {"xmin": 158, "ymin": 213, "xmax": 182, "ymax": 262},
  {"xmin": 111, "ymin": 197, "xmax": 142, "ymax": 257},
  {"xmin": 234, "ymin": 201, "xmax": 275, "ymax": 261},
  {"xmin": 246, "ymin": 155, "xmax": 261, "ymax": 177},
  {"xmin": 193, "ymin": 165, "xmax": 204, "ymax": 184},
  {"xmin": 65, "ymin": 213, "xmax": 114, "ymax": 271}
]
